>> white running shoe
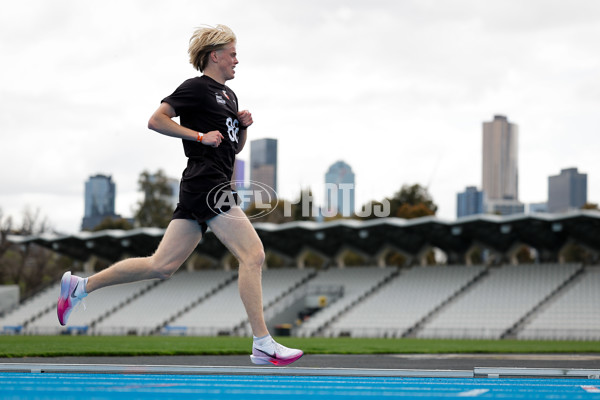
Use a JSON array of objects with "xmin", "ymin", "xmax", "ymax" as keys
[
  {"xmin": 57, "ymin": 271, "xmax": 87, "ymax": 326},
  {"xmin": 250, "ymin": 338, "xmax": 303, "ymax": 366}
]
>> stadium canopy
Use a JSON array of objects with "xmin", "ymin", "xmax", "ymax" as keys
[{"xmin": 7, "ymin": 211, "xmax": 600, "ymax": 270}]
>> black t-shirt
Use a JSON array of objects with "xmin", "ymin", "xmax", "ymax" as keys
[{"xmin": 162, "ymin": 75, "xmax": 241, "ymax": 192}]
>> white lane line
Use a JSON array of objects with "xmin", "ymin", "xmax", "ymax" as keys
[
  {"xmin": 458, "ymin": 388, "xmax": 490, "ymax": 397},
  {"xmin": 581, "ymin": 386, "xmax": 600, "ymax": 393}
]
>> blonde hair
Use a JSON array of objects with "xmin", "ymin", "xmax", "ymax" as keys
[{"xmin": 188, "ymin": 24, "xmax": 236, "ymax": 72}]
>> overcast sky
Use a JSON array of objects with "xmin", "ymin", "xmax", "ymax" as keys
[{"xmin": 1, "ymin": 0, "xmax": 599, "ymax": 233}]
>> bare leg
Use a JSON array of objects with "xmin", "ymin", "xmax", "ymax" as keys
[
  {"xmin": 207, "ymin": 207, "xmax": 268, "ymax": 337},
  {"xmin": 85, "ymin": 219, "xmax": 203, "ymax": 293}
]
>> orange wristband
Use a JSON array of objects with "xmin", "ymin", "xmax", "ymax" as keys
[{"xmin": 197, "ymin": 132, "xmax": 203, "ymax": 142}]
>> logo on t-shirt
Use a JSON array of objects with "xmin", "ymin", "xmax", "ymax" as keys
[{"xmin": 215, "ymin": 93, "xmax": 226, "ymax": 105}]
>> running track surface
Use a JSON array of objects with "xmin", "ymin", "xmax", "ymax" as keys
[{"xmin": 2, "ymin": 373, "xmax": 600, "ymax": 399}]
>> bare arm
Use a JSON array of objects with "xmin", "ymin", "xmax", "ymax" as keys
[
  {"xmin": 236, "ymin": 110, "xmax": 253, "ymax": 154},
  {"xmin": 237, "ymin": 129, "xmax": 247, "ymax": 154},
  {"xmin": 148, "ymin": 102, "xmax": 224, "ymax": 147}
]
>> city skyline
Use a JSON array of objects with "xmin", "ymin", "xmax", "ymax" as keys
[
  {"xmin": 1, "ymin": 1, "xmax": 599, "ymax": 233},
  {"xmin": 81, "ymin": 136, "xmax": 592, "ymax": 227}
]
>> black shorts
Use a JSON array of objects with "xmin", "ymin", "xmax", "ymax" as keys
[{"xmin": 172, "ymin": 188, "xmax": 240, "ymax": 235}]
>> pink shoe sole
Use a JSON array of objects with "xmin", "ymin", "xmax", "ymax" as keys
[
  {"xmin": 250, "ymin": 351, "xmax": 303, "ymax": 366},
  {"xmin": 57, "ymin": 271, "xmax": 76, "ymax": 326}
]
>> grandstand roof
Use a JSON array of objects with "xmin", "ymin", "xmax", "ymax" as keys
[{"xmin": 8, "ymin": 210, "xmax": 600, "ymax": 266}]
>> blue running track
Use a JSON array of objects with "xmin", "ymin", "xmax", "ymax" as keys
[{"xmin": 2, "ymin": 373, "xmax": 600, "ymax": 399}]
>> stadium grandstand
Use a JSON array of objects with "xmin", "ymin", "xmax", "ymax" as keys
[{"xmin": 1, "ymin": 211, "xmax": 600, "ymax": 340}]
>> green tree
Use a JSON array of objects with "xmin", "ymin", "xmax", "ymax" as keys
[
  {"xmin": 389, "ymin": 184, "xmax": 437, "ymax": 219},
  {"xmin": 384, "ymin": 251, "xmax": 407, "ymax": 267},
  {"xmin": 515, "ymin": 246, "xmax": 535, "ymax": 264},
  {"xmin": 357, "ymin": 184, "xmax": 438, "ymax": 220},
  {"xmin": 134, "ymin": 169, "xmax": 174, "ymax": 228},
  {"xmin": 302, "ymin": 251, "xmax": 326, "ymax": 269},
  {"xmin": 0, "ymin": 207, "xmax": 71, "ymax": 297},
  {"xmin": 341, "ymin": 250, "xmax": 367, "ymax": 266},
  {"xmin": 93, "ymin": 217, "xmax": 134, "ymax": 231},
  {"xmin": 0, "ymin": 207, "xmax": 14, "ymax": 260},
  {"xmin": 561, "ymin": 243, "xmax": 594, "ymax": 264},
  {"xmin": 396, "ymin": 202, "xmax": 436, "ymax": 219},
  {"xmin": 291, "ymin": 189, "xmax": 316, "ymax": 222}
]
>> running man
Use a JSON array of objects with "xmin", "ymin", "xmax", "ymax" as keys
[{"xmin": 57, "ymin": 24, "xmax": 303, "ymax": 367}]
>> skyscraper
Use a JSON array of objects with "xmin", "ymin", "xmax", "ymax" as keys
[
  {"xmin": 81, "ymin": 174, "xmax": 121, "ymax": 230},
  {"xmin": 324, "ymin": 160, "xmax": 355, "ymax": 217},
  {"xmin": 233, "ymin": 158, "xmax": 246, "ymax": 186},
  {"xmin": 250, "ymin": 138, "xmax": 277, "ymax": 203},
  {"xmin": 456, "ymin": 186, "xmax": 484, "ymax": 218},
  {"xmin": 548, "ymin": 167, "xmax": 587, "ymax": 213},
  {"xmin": 482, "ymin": 115, "xmax": 523, "ymax": 215},
  {"xmin": 482, "ymin": 115, "xmax": 518, "ymax": 200}
]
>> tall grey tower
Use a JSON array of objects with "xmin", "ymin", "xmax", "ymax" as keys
[
  {"xmin": 482, "ymin": 115, "xmax": 523, "ymax": 215},
  {"xmin": 482, "ymin": 115, "xmax": 518, "ymax": 200},
  {"xmin": 325, "ymin": 160, "xmax": 355, "ymax": 217},
  {"xmin": 250, "ymin": 138, "xmax": 277, "ymax": 202}
]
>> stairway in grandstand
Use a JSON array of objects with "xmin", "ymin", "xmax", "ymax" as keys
[{"xmin": 295, "ymin": 266, "xmax": 398, "ymax": 337}]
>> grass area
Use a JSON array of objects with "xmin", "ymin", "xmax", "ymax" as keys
[{"xmin": 0, "ymin": 336, "xmax": 599, "ymax": 358}]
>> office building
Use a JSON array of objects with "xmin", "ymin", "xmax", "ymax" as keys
[
  {"xmin": 325, "ymin": 160, "xmax": 355, "ymax": 217},
  {"xmin": 250, "ymin": 139, "xmax": 277, "ymax": 203},
  {"xmin": 528, "ymin": 202, "xmax": 548, "ymax": 214},
  {"xmin": 548, "ymin": 168, "xmax": 587, "ymax": 213},
  {"xmin": 81, "ymin": 174, "xmax": 121, "ymax": 230},
  {"xmin": 457, "ymin": 186, "xmax": 484, "ymax": 218},
  {"xmin": 485, "ymin": 199, "xmax": 525, "ymax": 216}
]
